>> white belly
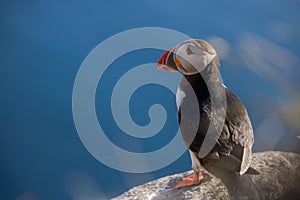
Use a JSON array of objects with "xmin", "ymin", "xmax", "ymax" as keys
[{"xmin": 176, "ymin": 86, "xmax": 186, "ymax": 109}]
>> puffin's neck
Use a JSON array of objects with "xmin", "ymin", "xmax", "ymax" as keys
[
  {"xmin": 182, "ymin": 61, "xmax": 223, "ymax": 100},
  {"xmin": 182, "ymin": 73, "xmax": 206, "ymax": 89},
  {"xmin": 183, "ymin": 61, "xmax": 221, "ymax": 86}
]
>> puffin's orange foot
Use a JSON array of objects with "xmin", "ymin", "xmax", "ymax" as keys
[{"xmin": 175, "ymin": 170, "xmax": 207, "ymax": 189}]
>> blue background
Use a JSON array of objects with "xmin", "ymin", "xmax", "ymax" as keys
[{"xmin": 1, "ymin": 0, "xmax": 300, "ymax": 199}]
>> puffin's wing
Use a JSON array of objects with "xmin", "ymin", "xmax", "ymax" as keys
[{"xmin": 220, "ymin": 87, "xmax": 254, "ymax": 175}]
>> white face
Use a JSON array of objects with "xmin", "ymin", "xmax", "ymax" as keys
[{"xmin": 174, "ymin": 40, "xmax": 216, "ymax": 75}]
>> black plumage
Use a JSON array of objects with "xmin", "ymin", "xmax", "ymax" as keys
[
  {"xmin": 178, "ymin": 69, "xmax": 255, "ymax": 175},
  {"xmin": 157, "ymin": 39, "xmax": 259, "ymax": 199}
]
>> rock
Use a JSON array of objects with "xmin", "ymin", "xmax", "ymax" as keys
[{"xmin": 113, "ymin": 151, "xmax": 300, "ymax": 200}]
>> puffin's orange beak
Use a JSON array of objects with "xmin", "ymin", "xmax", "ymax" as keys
[{"xmin": 156, "ymin": 48, "xmax": 177, "ymax": 72}]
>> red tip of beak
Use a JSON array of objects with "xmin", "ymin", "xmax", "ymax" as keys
[{"xmin": 157, "ymin": 48, "xmax": 173, "ymax": 66}]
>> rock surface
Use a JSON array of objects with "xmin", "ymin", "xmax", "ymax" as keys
[{"xmin": 113, "ymin": 151, "xmax": 300, "ymax": 200}]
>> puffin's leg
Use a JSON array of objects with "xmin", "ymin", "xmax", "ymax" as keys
[{"xmin": 175, "ymin": 170, "xmax": 206, "ymax": 189}]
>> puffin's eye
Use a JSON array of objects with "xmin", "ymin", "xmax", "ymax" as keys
[{"xmin": 186, "ymin": 44, "xmax": 195, "ymax": 55}]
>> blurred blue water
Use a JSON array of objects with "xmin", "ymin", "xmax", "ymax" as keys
[{"xmin": 1, "ymin": 0, "xmax": 299, "ymax": 199}]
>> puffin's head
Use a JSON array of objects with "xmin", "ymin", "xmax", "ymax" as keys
[{"xmin": 157, "ymin": 39, "xmax": 220, "ymax": 75}]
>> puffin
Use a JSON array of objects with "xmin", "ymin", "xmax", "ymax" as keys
[{"xmin": 157, "ymin": 39, "xmax": 260, "ymax": 199}]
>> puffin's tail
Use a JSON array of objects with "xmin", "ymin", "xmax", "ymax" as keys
[
  {"xmin": 245, "ymin": 166, "xmax": 260, "ymax": 175},
  {"xmin": 225, "ymin": 173, "xmax": 261, "ymax": 200},
  {"xmin": 203, "ymin": 155, "xmax": 261, "ymax": 199}
]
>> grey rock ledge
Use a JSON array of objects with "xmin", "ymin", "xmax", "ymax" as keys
[{"xmin": 113, "ymin": 151, "xmax": 300, "ymax": 200}]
